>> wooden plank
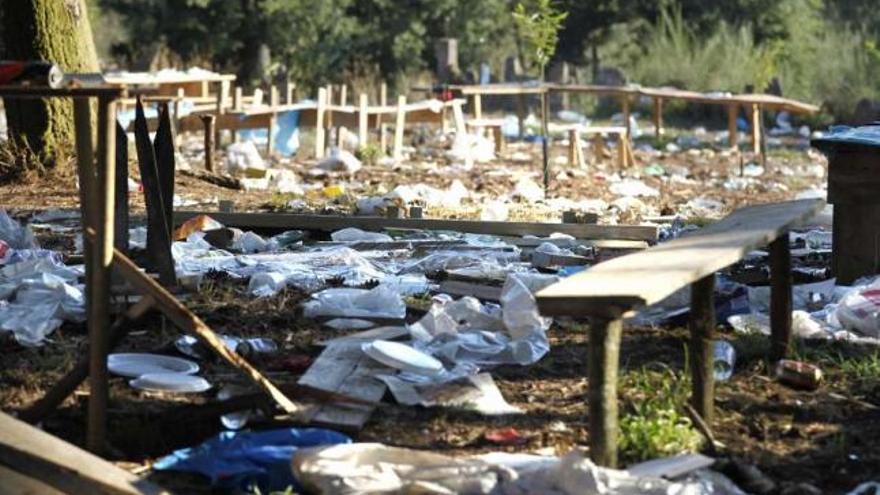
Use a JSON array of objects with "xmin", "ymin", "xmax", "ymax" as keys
[
  {"xmin": 173, "ymin": 211, "xmax": 659, "ymax": 241},
  {"xmin": 689, "ymin": 274, "xmax": 716, "ymax": 423},
  {"xmin": 750, "ymin": 104, "xmax": 761, "ymax": 154},
  {"xmin": 437, "ymin": 280, "xmax": 503, "ymax": 301},
  {"xmin": 536, "ymin": 199, "xmax": 824, "ymax": 317},
  {"xmin": 727, "ymin": 104, "xmax": 738, "ymax": 149},
  {"xmin": 0, "ymin": 413, "xmax": 167, "ymax": 495},
  {"xmin": 589, "ymin": 316, "xmax": 623, "ymax": 468},
  {"xmin": 92, "ymin": 237, "xmax": 302, "ymax": 415},
  {"xmin": 770, "ymin": 236, "xmax": 793, "ymax": 360},
  {"xmin": 393, "ymin": 95, "xmax": 406, "ymax": 162},
  {"xmin": 358, "ymin": 93, "xmax": 368, "ymax": 147},
  {"xmin": 315, "ymin": 87, "xmax": 327, "ymax": 159},
  {"xmin": 147, "ymin": 103, "xmax": 177, "ymax": 286},
  {"xmin": 298, "ymin": 342, "xmax": 389, "ymax": 430}
]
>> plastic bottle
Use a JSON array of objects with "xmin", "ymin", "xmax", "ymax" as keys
[{"xmin": 713, "ymin": 340, "xmax": 736, "ymax": 381}]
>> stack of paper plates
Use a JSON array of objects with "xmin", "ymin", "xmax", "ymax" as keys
[
  {"xmin": 108, "ymin": 353, "xmax": 199, "ymax": 378},
  {"xmin": 362, "ymin": 340, "xmax": 443, "ymax": 375}
]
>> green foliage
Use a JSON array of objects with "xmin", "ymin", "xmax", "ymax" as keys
[
  {"xmin": 355, "ymin": 143, "xmax": 381, "ymax": 167},
  {"xmin": 618, "ymin": 365, "xmax": 703, "ymax": 463},
  {"xmin": 512, "ymin": 0, "xmax": 568, "ymax": 78}
]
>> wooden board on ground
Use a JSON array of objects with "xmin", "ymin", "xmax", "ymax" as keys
[
  {"xmin": 297, "ymin": 342, "xmax": 390, "ymax": 431},
  {"xmin": 174, "ymin": 211, "xmax": 659, "ymax": 242},
  {"xmin": 438, "ymin": 280, "xmax": 503, "ymax": 301},
  {"xmin": 536, "ymin": 199, "xmax": 824, "ymax": 318},
  {"xmin": 0, "ymin": 412, "xmax": 167, "ymax": 495}
]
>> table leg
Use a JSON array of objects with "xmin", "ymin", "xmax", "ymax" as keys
[
  {"xmin": 770, "ymin": 235, "xmax": 793, "ymax": 361},
  {"xmin": 689, "ymin": 274, "xmax": 716, "ymax": 423},
  {"xmin": 589, "ymin": 316, "xmax": 623, "ymax": 468}
]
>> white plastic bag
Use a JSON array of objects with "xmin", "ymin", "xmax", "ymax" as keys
[{"xmin": 303, "ymin": 285, "xmax": 406, "ymax": 320}]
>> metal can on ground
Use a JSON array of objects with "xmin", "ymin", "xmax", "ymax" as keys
[{"xmin": 774, "ymin": 359, "xmax": 823, "ymax": 390}]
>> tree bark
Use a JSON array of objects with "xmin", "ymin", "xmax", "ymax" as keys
[{"xmin": 1, "ymin": 0, "xmax": 99, "ymax": 160}]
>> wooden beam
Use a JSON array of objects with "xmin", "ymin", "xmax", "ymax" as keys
[
  {"xmin": 379, "ymin": 83, "xmax": 388, "ymax": 154},
  {"xmin": 339, "ymin": 84, "xmax": 347, "ymax": 106},
  {"xmin": 201, "ymin": 114, "xmax": 215, "ymax": 172},
  {"xmin": 358, "ymin": 93, "xmax": 368, "ymax": 147},
  {"xmin": 588, "ymin": 316, "xmax": 623, "ymax": 468},
  {"xmin": 727, "ymin": 104, "xmax": 738, "ymax": 149},
  {"xmin": 750, "ymin": 103, "xmax": 761, "ymax": 155},
  {"xmin": 653, "ymin": 97, "xmax": 663, "ymax": 138},
  {"xmin": 0, "ymin": 412, "xmax": 168, "ymax": 495},
  {"xmin": 114, "ymin": 122, "xmax": 129, "ymax": 254},
  {"xmin": 472, "ymin": 93, "xmax": 482, "ymax": 119},
  {"xmin": 173, "ymin": 210, "xmax": 659, "ymax": 241},
  {"xmin": 393, "ymin": 95, "xmax": 406, "ymax": 163},
  {"xmin": 315, "ymin": 87, "xmax": 327, "ymax": 159},
  {"xmin": 621, "ymin": 95, "xmax": 631, "ymax": 140},
  {"xmin": 770, "ymin": 235, "xmax": 793, "ymax": 361},
  {"xmin": 689, "ymin": 274, "xmax": 716, "ymax": 423}
]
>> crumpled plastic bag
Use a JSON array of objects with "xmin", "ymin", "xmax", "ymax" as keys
[
  {"xmin": 0, "ymin": 272, "xmax": 85, "ymax": 346},
  {"xmin": 292, "ymin": 443, "xmax": 511, "ymax": 495},
  {"xmin": 0, "ymin": 209, "xmax": 38, "ymax": 249},
  {"xmin": 317, "ymin": 147, "xmax": 362, "ymax": 174},
  {"xmin": 834, "ymin": 277, "xmax": 880, "ymax": 337},
  {"xmin": 303, "ymin": 284, "xmax": 406, "ymax": 320},
  {"xmin": 292, "ymin": 444, "xmax": 742, "ymax": 495},
  {"xmin": 226, "ymin": 141, "xmax": 266, "ymax": 175}
]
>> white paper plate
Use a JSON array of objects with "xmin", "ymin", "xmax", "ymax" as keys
[
  {"xmin": 108, "ymin": 353, "xmax": 200, "ymax": 378},
  {"xmin": 129, "ymin": 373, "xmax": 212, "ymax": 393},
  {"xmin": 362, "ymin": 340, "xmax": 443, "ymax": 375}
]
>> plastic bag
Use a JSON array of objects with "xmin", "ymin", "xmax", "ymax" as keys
[
  {"xmin": 834, "ymin": 278, "xmax": 880, "ymax": 337},
  {"xmin": 153, "ymin": 428, "xmax": 350, "ymax": 492},
  {"xmin": 331, "ymin": 228, "xmax": 392, "ymax": 243},
  {"xmin": 303, "ymin": 285, "xmax": 406, "ymax": 320},
  {"xmin": 0, "ymin": 209, "xmax": 37, "ymax": 249}
]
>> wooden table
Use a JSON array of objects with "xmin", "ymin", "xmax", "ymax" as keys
[
  {"xmin": 0, "ymin": 85, "xmax": 124, "ymax": 454},
  {"xmin": 453, "ymin": 83, "xmax": 819, "ymax": 154}
]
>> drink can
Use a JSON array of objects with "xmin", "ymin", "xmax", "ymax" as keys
[
  {"xmin": 774, "ymin": 360, "xmax": 822, "ymax": 390},
  {"xmin": 0, "ymin": 61, "xmax": 63, "ymax": 88}
]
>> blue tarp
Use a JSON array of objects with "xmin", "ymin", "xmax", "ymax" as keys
[
  {"xmin": 152, "ymin": 427, "xmax": 351, "ymax": 492},
  {"xmin": 812, "ymin": 125, "xmax": 880, "ymax": 149}
]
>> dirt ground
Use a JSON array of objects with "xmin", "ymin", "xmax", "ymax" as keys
[{"xmin": 1, "ymin": 131, "xmax": 876, "ymax": 494}]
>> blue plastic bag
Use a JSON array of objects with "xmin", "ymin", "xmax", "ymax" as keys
[{"xmin": 152, "ymin": 428, "xmax": 350, "ymax": 492}]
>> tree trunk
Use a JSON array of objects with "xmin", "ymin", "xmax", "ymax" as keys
[{"xmin": 2, "ymin": 0, "xmax": 99, "ymax": 160}]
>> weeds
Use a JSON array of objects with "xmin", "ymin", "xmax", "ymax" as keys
[{"xmin": 618, "ymin": 364, "xmax": 703, "ymax": 463}]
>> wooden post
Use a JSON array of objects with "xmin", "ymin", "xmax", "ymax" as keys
[
  {"xmin": 315, "ymin": 87, "xmax": 327, "ymax": 159},
  {"xmin": 452, "ymin": 101, "xmax": 466, "ymax": 137},
  {"xmin": 379, "ymin": 83, "xmax": 388, "ymax": 155},
  {"xmin": 173, "ymin": 88, "xmax": 185, "ymax": 148},
  {"xmin": 770, "ymin": 235, "xmax": 793, "ymax": 361},
  {"xmin": 493, "ymin": 125, "xmax": 505, "ymax": 154},
  {"xmin": 73, "ymin": 98, "xmax": 96, "ymax": 373},
  {"xmin": 727, "ymin": 104, "xmax": 738, "ymax": 149},
  {"xmin": 284, "ymin": 81, "xmax": 295, "ymax": 104},
  {"xmin": 215, "ymin": 80, "xmax": 229, "ymax": 148},
  {"xmin": 750, "ymin": 103, "xmax": 761, "ymax": 155},
  {"xmin": 86, "ymin": 96, "xmax": 117, "ymax": 455},
  {"xmin": 339, "ymin": 84, "xmax": 347, "ymax": 106},
  {"xmin": 652, "ymin": 97, "xmax": 663, "ymax": 138},
  {"xmin": 568, "ymin": 128, "xmax": 577, "ymax": 167},
  {"xmin": 621, "ymin": 95, "xmax": 631, "ymax": 140},
  {"xmin": 588, "ymin": 316, "xmax": 623, "ymax": 468},
  {"xmin": 472, "ymin": 93, "xmax": 482, "ymax": 119},
  {"xmin": 233, "ymin": 86, "xmax": 243, "ymax": 111},
  {"xmin": 267, "ymin": 85, "xmax": 279, "ymax": 155},
  {"xmin": 441, "ymin": 107, "xmax": 450, "ymax": 134},
  {"xmin": 358, "ymin": 93, "xmax": 368, "ymax": 148},
  {"xmin": 393, "ymin": 95, "xmax": 406, "ymax": 163},
  {"xmin": 201, "ymin": 115, "xmax": 215, "ymax": 172},
  {"xmin": 689, "ymin": 274, "xmax": 716, "ymax": 424},
  {"xmin": 252, "ymin": 88, "xmax": 264, "ymax": 107},
  {"xmin": 617, "ymin": 132, "xmax": 628, "ymax": 170},
  {"xmin": 541, "ymin": 90, "xmax": 550, "ymax": 191}
]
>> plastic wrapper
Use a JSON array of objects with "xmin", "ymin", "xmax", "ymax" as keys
[
  {"xmin": 0, "ymin": 209, "xmax": 38, "ymax": 249},
  {"xmin": 316, "ymin": 148, "xmax": 362, "ymax": 174},
  {"xmin": 0, "ymin": 272, "xmax": 85, "ymax": 346},
  {"xmin": 834, "ymin": 277, "xmax": 880, "ymax": 337},
  {"xmin": 292, "ymin": 443, "xmax": 743, "ymax": 495},
  {"xmin": 303, "ymin": 284, "xmax": 406, "ymax": 320},
  {"xmin": 399, "ymin": 250, "xmax": 518, "ymax": 275}
]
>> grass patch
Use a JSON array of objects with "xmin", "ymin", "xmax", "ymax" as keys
[{"xmin": 618, "ymin": 364, "xmax": 703, "ymax": 464}]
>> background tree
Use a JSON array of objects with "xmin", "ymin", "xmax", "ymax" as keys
[
  {"xmin": 1, "ymin": 0, "xmax": 99, "ymax": 160},
  {"xmin": 512, "ymin": 0, "xmax": 568, "ymax": 80}
]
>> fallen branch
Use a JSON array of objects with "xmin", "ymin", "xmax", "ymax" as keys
[{"xmin": 180, "ymin": 168, "xmax": 242, "ymax": 190}]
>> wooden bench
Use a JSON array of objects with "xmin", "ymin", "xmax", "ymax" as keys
[
  {"xmin": 551, "ymin": 124, "xmax": 634, "ymax": 169},
  {"xmin": 535, "ymin": 199, "xmax": 825, "ymax": 467},
  {"xmin": 466, "ymin": 118, "xmax": 507, "ymax": 153}
]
